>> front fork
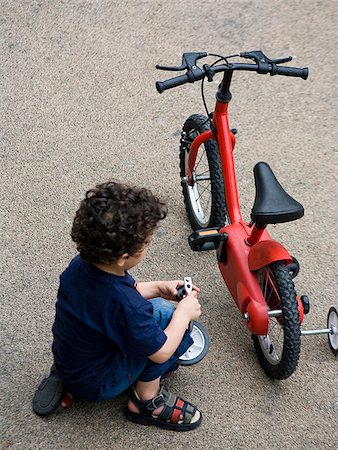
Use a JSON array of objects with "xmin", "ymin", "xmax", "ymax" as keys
[{"xmin": 184, "ymin": 127, "xmax": 236, "ymax": 185}]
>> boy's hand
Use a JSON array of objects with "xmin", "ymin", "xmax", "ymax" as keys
[
  {"xmin": 158, "ymin": 280, "xmax": 200, "ymax": 301},
  {"xmin": 176, "ymin": 290, "xmax": 202, "ymax": 322}
]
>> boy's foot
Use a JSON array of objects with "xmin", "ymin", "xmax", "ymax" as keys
[
  {"xmin": 61, "ymin": 392, "xmax": 74, "ymax": 408},
  {"xmin": 125, "ymin": 384, "xmax": 202, "ymax": 431},
  {"xmin": 32, "ymin": 365, "xmax": 70, "ymax": 416}
]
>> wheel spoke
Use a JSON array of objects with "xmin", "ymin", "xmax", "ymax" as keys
[
  {"xmin": 269, "ymin": 320, "xmax": 279, "ymax": 332},
  {"xmin": 196, "ymin": 183, "xmax": 211, "ymax": 201},
  {"xmin": 205, "ymin": 189, "xmax": 212, "ymax": 212},
  {"xmin": 195, "ymin": 148, "xmax": 206, "ymax": 171},
  {"xmin": 259, "ymin": 271, "xmax": 270, "ymax": 304},
  {"xmin": 197, "ymin": 169, "xmax": 210, "ymax": 176},
  {"xmin": 196, "ymin": 183, "xmax": 212, "ymax": 196},
  {"xmin": 268, "ymin": 274, "xmax": 281, "ymax": 303},
  {"xmin": 258, "ymin": 267, "xmax": 285, "ymax": 363}
]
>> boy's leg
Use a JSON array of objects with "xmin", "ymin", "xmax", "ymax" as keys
[
  {"xmin": 123, "ymin": 298, "xmax": 202, "ymax": 430},
  {"xmin": 139, "ymin": 298, "xmax": 193, "ymax": 382},
  {"xmin": 33, "ymin": 298, "xmax": 192, "ymax": 413},
  {"xmin": 93, "ymin": 298, "xmax": 192, "ymax": 402},
  {"xmin": 128, "ymin": 377, "xmax": 163, "ymax": 415},
  {"xmin": 151, "ymin": 298, "xmax": 179, "ymax": 377}
]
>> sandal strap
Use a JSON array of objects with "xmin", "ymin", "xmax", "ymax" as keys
[
  {"xmin": 128, "ymin": 384, "xmax": 197, "ymax": 424},
  {"xmin": 160, "ymin": 394, "xmax": 196, "ymax": 424},
  {"xmin": 128, "ymin": 386, "xmax": 167, "ymax": 417},
  {"xmin": 181, "ymin": 401, "xmax": 196, "ymax": 424}
]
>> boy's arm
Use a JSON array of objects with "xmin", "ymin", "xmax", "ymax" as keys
[
  {"xmin": 136, "ymin": 281, "xmax": 162, "ymax": 299},
  {"xmin": 148, "ymin": 291, "xmax": 201, "ymax": 364},
  {"xmin": 137, "ymin": 280, "xmax": 199, "ymax": 300},
  {"xmin": 136, "ymin": 280, "xmax": 183, "ymax": 300}
]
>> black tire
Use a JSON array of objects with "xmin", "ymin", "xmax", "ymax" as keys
[
  {"xmin": 327, "ymin": 305, "xmax": 338, "ymax": 357},
  {"xmin": 179, "ymin": 114, "xmax": 228, "ymax": 230},
  {"xmin": 252, "ymin": 262, "xmax": 301, "ymax": 379}
]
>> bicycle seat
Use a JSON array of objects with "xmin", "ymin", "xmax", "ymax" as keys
[{"xmin": 251, "ymin": 162, "xmax": 304, "ymax": 225}]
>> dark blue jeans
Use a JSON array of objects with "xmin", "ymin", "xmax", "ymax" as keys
[{"xmin": 97, "ymin": 298, "xmax": 193, "ymax": 401}]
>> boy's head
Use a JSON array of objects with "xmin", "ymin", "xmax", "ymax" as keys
[{"xmin": 71, "ymin": 181, "xmax": 167, "ymax": 266}]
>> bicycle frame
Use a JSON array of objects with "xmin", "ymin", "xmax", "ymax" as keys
[{"xmin": 187, "ymin": 79, "xmax": 304, "ymax": 335}]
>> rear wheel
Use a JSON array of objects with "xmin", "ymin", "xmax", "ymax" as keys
[
  {"xmin": 179, "ymin": 114, "xmax": 228, "ymax": 230},
  {"xmin": 252, "ymin": 262, "xmax": 301, "ymax": 379}
]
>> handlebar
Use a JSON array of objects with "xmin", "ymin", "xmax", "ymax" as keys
[
  {"xmin": 156, "ymin": 74, "xmax": 190, "ymax": 94},
  {"xmin": 156, "ymin": 56, "xmax": 309, "ymax": 94},
  {"xmin": 270, "ymin": 65, "xmax": 308, "ymax": 79}
]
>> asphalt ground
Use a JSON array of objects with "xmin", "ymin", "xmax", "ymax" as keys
[{"xmin": 1, "ymin": 1, "xmax": 337, "ymax": 449}]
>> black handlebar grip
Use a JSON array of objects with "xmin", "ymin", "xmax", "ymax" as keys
[
  {"xmin": 271, "ymin": 65, "xmax": 309, "ymax": 80},
  {"xmin": 156, "ymin": 74, "xmax": 189, "ymax": 93}
]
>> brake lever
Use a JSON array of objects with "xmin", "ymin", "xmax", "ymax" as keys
[
  {"xmin": 156, "ymin": 64, "xmax": 187, "ymax": 72},
  {"xmin": 240, "ymin": 50, "xmax": 293, "ymax": 74},
  {"xmin": 240, "ymin": 50, "xmax": 292, "ymax": 65},
  {"xmin": 156, "ymin": 52, "xmax": 207, "ymax": 72},
  {"xmin": 156, "ymin": 62, "xmax": 187, "ymax": 71},
  {"xmin": 268, "ymin": 56, "xmax": 293, "ymax": 64}
]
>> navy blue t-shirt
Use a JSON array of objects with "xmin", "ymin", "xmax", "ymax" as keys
[{"xmin": 52, "ymin": 256, "xmax": 167, "ymax": 396}]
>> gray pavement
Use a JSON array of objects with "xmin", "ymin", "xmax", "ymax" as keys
[{"xmin": 1, "ymin": 1, "xmax": 337, "ymax": 449}]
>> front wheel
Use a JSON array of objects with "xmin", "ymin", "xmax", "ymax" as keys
[
  {"xmin": 252, "ymin": 262, "xmax": 301, "ymax": 379},
  {"xmin": 179, "ymin": 114, "xmax": 228, "ymax": 230}
]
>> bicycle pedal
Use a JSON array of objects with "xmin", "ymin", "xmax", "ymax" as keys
[
  {"xmin": 300, "ymin": 295, "xmax": 310, "ymax": 314},
  {"xmin": 188, "ymin": 228, "xmax": 228, "ymax": 252}
]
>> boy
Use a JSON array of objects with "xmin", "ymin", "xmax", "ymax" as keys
[{"xmin": 33, "ymin": 181, "xmax": 202, "ymax": 431}]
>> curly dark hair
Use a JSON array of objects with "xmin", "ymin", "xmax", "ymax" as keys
[{"xmin": 71, "ymin": 181, "xmax": 167, "ymax": 264}]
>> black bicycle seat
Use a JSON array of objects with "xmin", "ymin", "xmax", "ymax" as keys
[{"xmin": 251, "ymin": 162, "xmax": 304, "ymax": 225}]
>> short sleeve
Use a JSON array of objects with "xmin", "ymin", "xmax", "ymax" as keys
[{"xmin": 111, "ymin": 290, "xmax": 167, "ymax": 359}]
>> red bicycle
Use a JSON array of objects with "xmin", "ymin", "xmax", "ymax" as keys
[{"xmin": 156, "ymin": 50, "xmax": 338, "ymax": 379}]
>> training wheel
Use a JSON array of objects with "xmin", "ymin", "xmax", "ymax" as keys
[
  {"xmin": 327, "ymin": 305, "xmax": 338, "ymax": 357},
  {"xmin": 177, "ymin": 321, "xmax": 209, "ymax": 366}
]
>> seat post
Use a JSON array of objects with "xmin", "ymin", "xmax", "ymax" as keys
[{"xmin": 246, "ymin": 223, "xmax": 266, "ymax": 246}]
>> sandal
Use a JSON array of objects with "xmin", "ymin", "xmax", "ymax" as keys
[
  {"xmin": 32, "ymin": 365, "xmax": 66, "ymax": 416},
  {"xmin": 124, "ymin": 384, "xmax": 202, "ymax": 431}
]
